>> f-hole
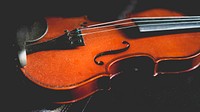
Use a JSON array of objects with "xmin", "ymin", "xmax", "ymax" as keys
[{"xmin": 94, "ymin": 41, "xmax": 130, "ymax": 65}]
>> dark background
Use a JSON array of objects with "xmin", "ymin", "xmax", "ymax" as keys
[{"xmin": 4, "ymin": 0, "xmax": 200, "ymax": 111}]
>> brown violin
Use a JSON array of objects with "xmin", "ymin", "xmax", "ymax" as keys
[{"xmin": 17, "ymin": 8, "xmax": 200, "ymax": 103}]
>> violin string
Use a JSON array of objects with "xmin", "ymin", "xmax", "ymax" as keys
[
  {"xmin": 80, "ymin": 18, "xmax": 200, "ymax": 35},
  {"xmin": 81, "ymin": 95, "xmax": 93, "ymax": 112},
  {"xmin": 80, "ymin": 20, "xmax": 200, "ymax": 36},
  {"xmin": 84, "ymin": 16, "xmax": 200, "ymax": 28},
  {"xmin": 133, "ymin": 17, "xmax": 200, "ymax": 24},
  {"xmin": 80, "ymin": 24, "xmax": 137, "ymax": 36},
  {"xmin": 80, "ymin": 21, "xmax": 133, "ymax": 31},
  {"xmin": 60, "ymin": 103, "xmax": 72, "ymax": 112},
  {"xmin": 80, "ymin": 16, "xmax": 200, "ymax": 31},
  {"xmin": 138, "ymin": 20, "xmax": 200, "ymax": 32}
]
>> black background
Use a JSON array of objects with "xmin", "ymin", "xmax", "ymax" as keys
[{"xmin": 4, "ymin": 0, "xmax": 200, "ymax": 111}]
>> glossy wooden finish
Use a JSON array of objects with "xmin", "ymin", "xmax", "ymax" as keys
[{"xmin": 21, "ymin": 9, "xmax": 200, "ymax": 103}]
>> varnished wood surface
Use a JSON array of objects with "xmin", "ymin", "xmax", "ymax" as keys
[{"xmin": 21, "ymin": 8, "xmax": 200, "ymax": 103}]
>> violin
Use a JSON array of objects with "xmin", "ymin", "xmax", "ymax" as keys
[{"xmin": 17, "ymin": 8, "xmax": 200, "ymax": 103}]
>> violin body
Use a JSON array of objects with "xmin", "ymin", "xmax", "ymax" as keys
[{"xmin": 20, "ymin": 9, "xmax": 200, "ymax": 103}]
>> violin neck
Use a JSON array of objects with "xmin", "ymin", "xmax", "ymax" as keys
[{"xmin": 133, "ymin": 16, "xmax": 200, "ymax": 32}]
